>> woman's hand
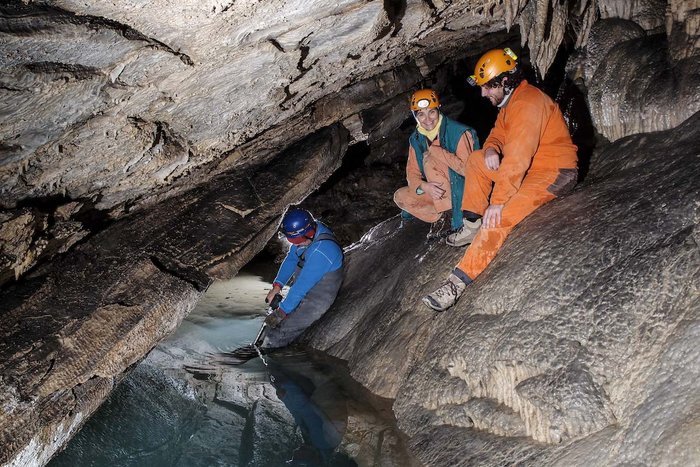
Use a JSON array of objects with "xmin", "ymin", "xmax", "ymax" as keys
[{"xmin": 420, "ymin": 181, "xmax": 446, "ymax": 200}]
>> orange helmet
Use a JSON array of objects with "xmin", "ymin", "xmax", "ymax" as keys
[
  {"xmin": 410, "ymin": 89, "xmax": 440, "ymax": 111},
  {"xmin": 468, "ymin": 48, "xmax": 518, "ymax": 86}
]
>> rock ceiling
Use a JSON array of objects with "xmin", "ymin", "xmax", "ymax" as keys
[
  {"xmin": 1, "ymin": 0, "xmax": 699, "ymax": 465},
  {"xmin": 1, "ymin": 0, "xmax": 593, "ymax": 214},
  {"xmin": 2, "ymin": 0, "xmax": 699, "ymax": 284}
]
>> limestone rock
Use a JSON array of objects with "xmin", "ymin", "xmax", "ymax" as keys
[
  {"xmin": 575, "ymin": 19, "xmax": 647, "ymax": 86},
  {"xmin": 0, "ymin": 0, "xmax": 500, "ymax": 214},
  {"xmin": 0, "ymin": 125, "xmax": 347, "ymax": 465},
  {"xmin": 305, "ymin": 111, "xmax": 700, "ymax": 464},
  {"xmin": 598, "ymin": 0, "xmax": 667, "ymax": 31},
  {"xmin": 0, "ymin": 205, "xmax": 90, "ymax": 288},
  {"xmin": 0, "ymin": 208, "xmax": 47, "ymax": 284},
  {"xmin": 239, "ymin": 398, "xmax": 302, "ymax": 467},
  {"xmin": 584, "ymin": 29, "xmax": 700, "ymax": 141},
  {"xmin": 0, "ymin": 0, "xmax": 602, "ymax": 285},
  {"xmin": 666, "ymin": 0, "xmax": 700, "ymax": 61},
  {"xmin": 1, "ymin": 0, "xmax": 699, "ymax": 465}
]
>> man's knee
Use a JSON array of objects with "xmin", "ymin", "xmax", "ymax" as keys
[
  {"xmin": 467, "ymin": 149, "xmax": 485, "ymax": 169},
  {"xmin": 501, "ymin": 193, "xmax": 552, "ymax": 227}
]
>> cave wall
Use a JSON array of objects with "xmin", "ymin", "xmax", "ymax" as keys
[
  {"xmin": 303, "ymin": 110, "xmax": 700, "ymax": 465},
  {"xmin": 0, "ymin": 126, "xmax": 348, "ymax": 466},
  {"xmin": 1, "ymin": 0, "xmax": 593, "ymax": 285},
  {"xmin": 1, "ymin": 0, "xmax": 699, "ymax": 465},
  {"xmin": 4, "ymin": 0, "xmax": 698, "ymax": 284}
]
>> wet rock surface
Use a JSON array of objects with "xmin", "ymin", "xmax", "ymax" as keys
[
  {"xmin": 304, "ymin": 111, "xmax": 700, "ymax": 464},
  {"xmin": 1, "ymin": 0, "xmax": 699, "ymax": 465},
  {"xmin": 0, "ymin": 126, "xmax": 347, "ymax": 466}
]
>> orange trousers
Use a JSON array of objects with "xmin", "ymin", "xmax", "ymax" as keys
[
  {"xmin": 394, "ymin": 147, "xmax": 462, "ymax": 223},
  {"xmin": 456, "ymin": 149, "xmax": 575, "ymax": 280}
]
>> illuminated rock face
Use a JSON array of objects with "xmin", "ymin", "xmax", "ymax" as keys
[
  {"xmin": 0, "ymin": 0, "xmax": 506, "ymax": 214},
  {"xmin": 580, "ymin": 19, "xmax": 700, "ymax": 142},
  {"xmin": 305, "ymin": 112, "xmax": 700, "ymax": 465},
  {"xmin": 0, "ymin": 0, "xmax": 699, "ymax": 465},
  {"xmin": 0, "ymin": 128, "xmax": 347, "ymax": 466},
  {"xmin": 2, "ymin": 0, "xmax": 695, "ymax": 283}
]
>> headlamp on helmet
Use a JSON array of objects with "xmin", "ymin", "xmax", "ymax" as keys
[{"xmin": 410, "ymin": 89, "xmax": 440, "ymax": 112}]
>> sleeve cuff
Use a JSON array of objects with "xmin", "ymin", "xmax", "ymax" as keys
[{"xmin": 273, "ymin": 281, "xmax": 284, "ymax": 289}]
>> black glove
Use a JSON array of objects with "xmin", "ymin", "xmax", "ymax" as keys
[
  {"xmin": 264, "ymin": 308, "xmax": 287, "ymax": 328},
  {"xmin": 268, "ymin": 293, "xmax": 283, "ymax": 311}
]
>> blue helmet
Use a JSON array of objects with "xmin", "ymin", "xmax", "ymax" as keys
[{"xmin": 280, "ymin": 208, "xmax": 315, "ymax": 240}]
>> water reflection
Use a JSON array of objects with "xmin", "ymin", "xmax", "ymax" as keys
[
  {"xmin": 50, "ymin": 269, "xmax": 408, "ymax": 467},
  {"xmin": 265, "ymin": 355, "xmax": 353, "ymax": 466}
]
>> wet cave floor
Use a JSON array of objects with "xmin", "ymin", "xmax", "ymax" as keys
[{"xmin": 48, "ymin": 262, "xmax": 412, "ymax": 467}]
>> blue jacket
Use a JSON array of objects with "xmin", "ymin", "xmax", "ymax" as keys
[
  {"xmin": 409, "ymin": 115, "xmax": 480, "ymax": 230},
  {"xmin": 273, "ymin": 222, "xmax": 343, "ymax": 314}
]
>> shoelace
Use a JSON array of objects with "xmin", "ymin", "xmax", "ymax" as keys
[{"xmin": 435, "ymin": 279, "xmax": 460, "ymax": 299}]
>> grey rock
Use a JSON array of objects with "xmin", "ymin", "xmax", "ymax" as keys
[
  {"xmin": 1, "ymin": 0, "xmax": 699, "ymax": 465},
  {"xmin": 305, "ymin": 111, "xmax": 700, "ymax": 464},
  {"xmin": 239, "ymin": 398, "xmax": 301, "ymax": 467},
  {"xmin": 586, "ymin": 32, "xmax": 700, "ymax": 141},
  {"xmin": 0, "ymin": 125, "xmax": 347, "ymax": 465},
  {"xmin": 598, "ymin": 0, "xmax": 667, "ymax": 31}
]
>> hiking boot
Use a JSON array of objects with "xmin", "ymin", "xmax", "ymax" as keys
[
  {"xmin": 422, "ymin": 274, "xmax": 467, "ymax": 312},
  {"xmin": 446, "ymin": 218, "xmax": 482, "ymax": 247}
]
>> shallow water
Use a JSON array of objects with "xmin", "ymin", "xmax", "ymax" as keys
[{"xmin": 49, "ymin": 268, "xmax": 409, "ymax": 467}]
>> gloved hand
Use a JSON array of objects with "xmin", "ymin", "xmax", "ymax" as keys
[
  {"xmin": 268, "ymin": 293, "xmax": 283, "ymax": 311},
  {"xmin": 264, "ymin": 307, "xmax": 287, "ymax": 328},
  {"xmin": 265, "ymin": 285, "xmax": 282, "ymax": 305}
]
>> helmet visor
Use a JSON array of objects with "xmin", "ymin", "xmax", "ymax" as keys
[{"xmin": 280, "ymin": 222, "xmax": 312, "ymax": 237}]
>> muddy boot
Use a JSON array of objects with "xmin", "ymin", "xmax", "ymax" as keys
[
  {"xmin": 422, "ymin": 274, "xmax": 467, "ymax": 311},
  {"xmin": 446, "ymin": 218, "xmax": 482, "ymax": 247}
]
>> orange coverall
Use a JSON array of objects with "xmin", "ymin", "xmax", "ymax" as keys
[
  {"xmin": 456, "ymin": 80, "xmax": 578, "ymax": 280},
  {"xmin": 394, "ymin": 132, "xmax": 474, "ymax": 222}
]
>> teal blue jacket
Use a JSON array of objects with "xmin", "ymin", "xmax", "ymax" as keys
[{"xmin": 409, "ymin": 115, "xmax": 480, "ymax": 230}]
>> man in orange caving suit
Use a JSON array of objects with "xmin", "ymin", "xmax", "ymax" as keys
[{"xmin": 423, "ymin": 48, "xmax": 579, "ymax": 311}]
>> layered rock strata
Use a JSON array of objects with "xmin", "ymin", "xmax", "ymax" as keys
[
  {"xmin": 1, "ymin": 0, "xmax": 598, "ymax": 284},
  {"xmin": 1, "ymin": 0, "xmax": 699, "ymax": 465},
  {"xmin": 0, "ymin": 125, "xmax": 346, "ymax": 466}
]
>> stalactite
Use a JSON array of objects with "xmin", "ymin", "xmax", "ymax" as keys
[
  {"xmin": 504, "ymin": 0, "xmax": 528, "ymax": 32},
  {"xmin": 575, "ymin": 0, "xmax": 598, "ymax": 48},
  {"xmin": 515, "ymin": 0, "xmax": 598, "ymax": 77}
]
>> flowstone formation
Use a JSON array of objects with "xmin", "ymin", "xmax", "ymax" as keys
[
  {"xmin": 1, "ymin": 0, "xmax": 699, "ymax": 465},
  {"xmin": 304, "ymin": 111, "xmax": 700, "ymax": 465}
]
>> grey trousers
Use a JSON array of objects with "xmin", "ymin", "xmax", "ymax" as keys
[{"xmin": 262, "ymin": 267, "xmax": 344, "ymax": 349}]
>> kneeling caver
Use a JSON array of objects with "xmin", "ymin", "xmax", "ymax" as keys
[{"xmin": 262, "ymin": 207, "xmax": 344, "ymax": 349}]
